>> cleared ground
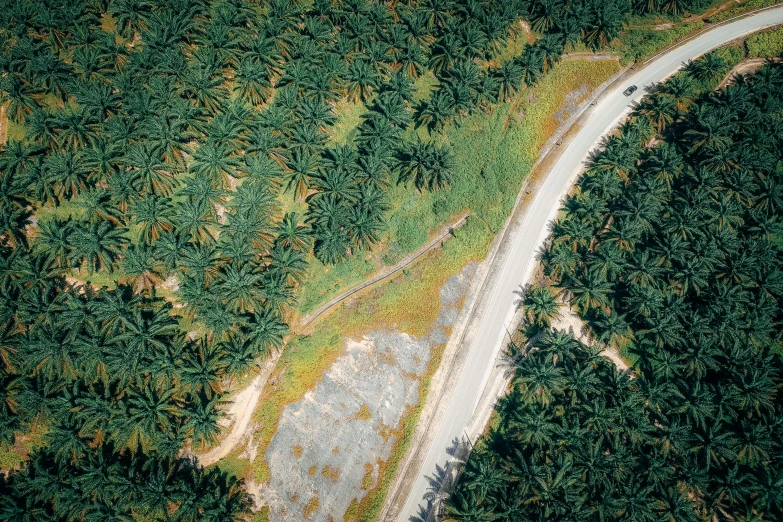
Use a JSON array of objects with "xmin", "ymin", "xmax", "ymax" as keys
[{"xmin": 247, "ymin": 264, "xmax": 477, "ymax": 521}]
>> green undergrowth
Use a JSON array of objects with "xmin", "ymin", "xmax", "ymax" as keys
[
  {"xmin": 329, "ymin": 99, "xmax": 368, "ymax": 145},
  {"xmin": 249, "ymin": 59, "xmax": 621, "ymax": 517},
  {"xmin": 704, "ymin": 0, "xmax": 783, "ymax": 22},
  {"xmin": 0, "ymin": 442, "xmax": 24, "ymax": 471},
  {"xmin": 614, "ymin": 20, "xmax": 705, "ymax": 64},
  {"xmin": 215, "ymin": 450, "xmax": 253, "ymax": 482},
  {"xmin": 296, "ymin": 59, "xmax": 621, "ymax": 318},
  {"xmin": 746, "ymin": 26, "xmax": 783, "ymax": 57},
  {"xmin": 0, "ymin": 423, "xmax": 48, "ymax": 472}
]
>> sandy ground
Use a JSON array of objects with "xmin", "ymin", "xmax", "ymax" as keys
[
  {"xmin": 195, "ymin": 353, "xmax": 282, "ymax": 467},
  {"xmin": 550, "ymin": 301, "xmax": 629, "ymax": 371},
  {"xmin": 245, "ymin": 264, "xmax": 477, "ymax": 521},
  {"xmin": 718, "ymin": 57, "xmax": 783, "ymax": 89},
  {"xmin": 0, "ymin": 104, "xmax": 7, "ymax": 146}
]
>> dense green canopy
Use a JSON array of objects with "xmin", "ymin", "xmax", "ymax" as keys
[
  {"xmin": 446, "ymin": 59, "xmax": 783, "ymax": 521},
  {"xmin": 0, "ymin": 0, "xmax": 734, "ymax": 518}
]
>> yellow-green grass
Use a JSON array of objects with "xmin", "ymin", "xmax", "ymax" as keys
[
  {"xmin": 0, "ymin": 441, "xmax": 25, "ymax": 471},
  {"xmin": 296, "ymin": 59, "xmax": 621, "ymax": 318},
  {"xmin": 5, "ymin": 118, "xmax": 26, "ymax": 142},
  {"xmin": 0, "ymin": 422, "xmax": 49, "ymax": 471},
  {"xmin": 330, "ymin": 99, "xmax": 368, "ymax": 145},
  {"xmin": 215, "ymin": 447, "xmax": 254, "ymax": 481},
  {"xmin": 412, "ymin": 72, "xmax": 439, "ymax": 104},
  {"xmin": 252, "ymin": 508, "xmax": 270, "ymax": 522},
  {"xmin": 494, "ymin": 21, "xmax": 538, "ymax": 65}
]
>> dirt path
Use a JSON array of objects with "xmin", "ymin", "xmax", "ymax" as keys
[
  {"xmin": 195, "ymin": 214, "xmax": 469, "ymax": 467},
  {"xmin": 685, "ymin": 0, "xmax": 740, "ymax": 22},
  {"xmin": 562, "ymin": 52, "xmax": 619, "ymax": 61},
  {"xmin": 550, "ymin": 302, "xmax": 629, "ymax": 371},
  {"xmin": 298, "ymin": 213, "xmax": 469, "ymax": 330},
  {"xmin": 718, "ymin": 57, "xmax": 783, "ymax": 88},
  {"xmin": 0, "ymin": 104, "xmax": 7, "ymax": 146},
  {"xmin": 195, "ymin": 353, "xmax": 281, "ymax": 467}
]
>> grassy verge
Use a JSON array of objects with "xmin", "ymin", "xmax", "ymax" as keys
[
  {"xmin": 244, "ymin": 58, "xmax": 622, "ymax": 519},
  {"xmin": 704, "ymin": 0, "xmax": 783, "ymax": 22},
  {"xmin": 746, "ymin": 26, "xmax": 783, "ymax": 57},
  {"xmin": 296, "ymin": 59, "xmax": 621, "ymax": 318},
  {"xmin": 613, "ymin": 19, "xmax": 705, "ymax": 64}
]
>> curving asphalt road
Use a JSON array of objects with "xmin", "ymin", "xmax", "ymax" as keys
[{"xmin": 397, "ymin": 7, "xmax": 783, "ymax": 521}]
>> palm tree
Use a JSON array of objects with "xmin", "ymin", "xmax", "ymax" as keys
[
  {"xmin": 283, "ymin": 148, "xmax": 319, "ymax": 201},
  {"xmin": 314, "ymin": 224, "xmax": 350, "ymax": 265},
  {"xmin": 685, "ymin": 52, "xmax": 727, "ymax": 84},
  {"xmin": 345, "ymin": 57, "xmax": 381, "ymax": 102},
  {"xmin": 429, "ymin": 33, "xmax": 462, "ymax": 75},
  {"xmin": 53, "ymin": 106, "xmax": 99, "ymax": 150},
  {"xmin": 346, "ymin": 205, "xmax": 384, "ymax": 251},
  {"xmin": 180, "ymin": 341, "xmax": 227, "ymax": 399},
  {"xmin": 130, "ymin": 195, "xmax": 175, "ymax": 245},
  {"xmin": 645, "ymin": 143, "xmax": 683, "ymax": 189},
  {"xmin": 109, "ymin": 0, "xmax": 152, "ymax": 39},
  {"xmin": 121, "ymin": 242, "xmax": 163, "ymax": 295},
  {"xmin": 189, "ymin": 141, "xmax": 241, "ymax": 188},
  {"xmin": 516, "ymin": 48, "xmax": 545, "ymax": 87},
  {"xmin": 76, "ymin": 188, "xmax": 125, "ymax": 225},
  {"xmin": 276, "ymin": 213, "xmax": 311, "ymax": 252},
  {"xmin": 267, "ymin": 244, "xmax": 308, "ymax": 285},
  {"xmin": 532, "ymin": 34, "xmax": 563, "ymax": 73},
  {"xmin": 68, "ymin": 220, "xmax": 129, "ymax": 273},
  {"xmin": 639, "ymin": 94, "xmax": 678, "ymax": 134},
  {"xmin": 566, "ymin": 271, "xmax": 612, "ymax": 314},
  {"xmin": 30, "ymin": 49, "xmax": 73, "ymax": 102},
  {"xmin": 242, "ymin": 306, "xmax": 288, "ymax": 357},
  {"xmin": 582, "ymin": 2, "xmax": 627, "ymax": 50},
  {"xmin": 183, "ymin": 392, "xmax": 223, "ymax": 449},
  {"xmin": 494, "ymin": 61, "xmax": 524, "ymax": 102},
  {"xmin": 140, "ymin": 114, "xmax": 193, "ymax": 166},
  {"xmin": 43, "ymin": 150, "xmax": 93, "ymax": 201},
  {"xmin": 215, "ymin": 262, "xmax": 263, "ymax": 314},
  {"xmin": 523, "ymin": 285, "xmax": 560, "ymax": 330},
  {"xmin": 397, "ymin": 138, "xmax": 455, "ymax": 191},
  {"xmin": 178, "ymin": 64, "xmax": 229, "ymax": 115},
  {"xmin": 0, "ymin": 74, "xmax": 39, "ymax": 123},
  {"xmin": 122, "ymin": 143, "xmax": 178, "ymax": 197},
  {"xmin": 113, "ymin": 383, "xmax": 180, "ymax": 451},
  {"xmin": 174, "ymin": 198, "xmax": 217, "ymax": 245}
]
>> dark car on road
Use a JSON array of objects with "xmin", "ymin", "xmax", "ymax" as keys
[{"xmin": 623, "ymin": 85, "xmax": 638, "ymax": 96}]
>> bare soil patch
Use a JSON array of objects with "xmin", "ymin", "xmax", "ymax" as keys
[{"xmin": 247, "ymin": 265, "xmax": 477, "ymax": 521}]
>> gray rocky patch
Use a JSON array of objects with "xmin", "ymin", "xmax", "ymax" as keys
[
  {"xmin": 554, "ymin": 82, "xmax": 589, "ymax": 124},
  {"xmin": 256, "ymin": 262, "xmax": 477, "ymax": 521}
]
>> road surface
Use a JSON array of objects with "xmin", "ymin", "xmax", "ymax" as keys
[{"xmin": 397, "ymin": 7, "xmax": 783, "ymax": 521}]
